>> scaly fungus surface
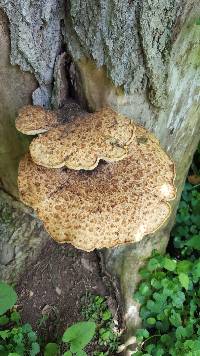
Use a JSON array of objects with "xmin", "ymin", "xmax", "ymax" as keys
[
  {"xmin": 16, "ymin": 105, "xmax": 59, "ymax": 135},
  {"xmin": 28, "ymin": 108, "xmax": 135, "ymax": 170},
  {"xmin": 16, "ymin": 100, "xmax": 85, "ymax": 135},
  {"xmin": 17, "ymin": 117, "xmax": 176, "ymax": 251}
]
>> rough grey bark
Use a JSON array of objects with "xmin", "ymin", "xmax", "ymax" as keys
[
  {"xmin": 0, "ymin": 190, "xmax": 48, "ymax": 283},
  {"xmin": 0, "ymin": 0, "xmax": 199, "ymax": 341},
  {"xmin": 65, "ymin": 0, "xmax": 186, "ymax": 107},
  {"xmin": 0, "ymin": 0, "xmax": 65, "ymax": 106},
  {"xmin": 0, "ymin": 9, "xmax": 37, "ymax": 197},
  {"xmin": 0, "ymin": 8, "xmax": 51, "ymax": 282}
]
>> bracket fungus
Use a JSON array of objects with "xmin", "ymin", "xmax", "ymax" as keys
[
  {"xmin": 28, "ymin": 108, "xmax": 135, "ymax": 170},
  {"xmin": 16, "ymin": 105, "xmax": 59, "ymax": 135},
  {"xmin": 16, "ymin": 104, "xmax": 176, "ymax": 251},
  {"xmin": 15, "ymin": 100, "xmax": 84, "ymax": 135}
]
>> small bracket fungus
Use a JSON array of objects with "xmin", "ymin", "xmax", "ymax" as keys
[
  {"xmin": 17, "ymin": 105, "xmax": 176, "ymax": 251},
  {"xmin": 15, "ymin": 100, "xmax": 84, "ymax": 135},
  {"xmin": 16, "ymin": 105, "xmax": 59, "ymax": 135}
]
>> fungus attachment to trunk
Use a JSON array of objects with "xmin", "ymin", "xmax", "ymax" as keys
[{"xmin": 16, "ymin": 104, "xmax": 176, "ymax": 251}]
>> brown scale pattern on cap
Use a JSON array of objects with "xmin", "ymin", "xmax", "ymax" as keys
[
  {"xmin": 16, "ymin": 101, "xmax": 85, "ymax": 136},
  {"xmin": 29, "ymin": 108, "xmax": 135, "ymax": 170},
  {"xmin": 18, "ymin": 125, "xmax": 176, "ymax": 251},
  {"xmin": 16, "ymin": 105, "xmax": 59, "ymax": 135},
  {"xmin": 18, "ymin": 154, "xmax": 68, "ymax": 208}
]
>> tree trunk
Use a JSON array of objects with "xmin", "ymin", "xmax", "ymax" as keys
[{"xmin": 0, "ymin": 0, "xmax": 199, "ymax": 334}]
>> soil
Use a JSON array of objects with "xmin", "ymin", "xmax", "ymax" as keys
[{"xmin": 16, "ymin": 240, "xmax": 121, "ymax": 354}]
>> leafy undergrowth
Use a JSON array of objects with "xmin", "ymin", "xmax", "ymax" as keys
[
  {"xmin": 134, "ymin": 251, "xmax": 200, "ymax": 355},
  {"xmin": 0, "ymin": 285, "xmax": 119, "ymax": 356},
  {"xmin": 133, "ymin": 146, "xmax": 200, "ymax": 356},
  {"xmin": 81, "ymin": 293, "xmax": 119, "ymax": 355},
  {"xmin": 43, "ymin": 293, "xmax": 120, "ymax": 355},
  {"xmin": 0, "ymin": 282, "xmax": 40, "ymax": 356},
  {"xmin": 170, "ymin": 183, "xmax": 200, "ymax": 260}
]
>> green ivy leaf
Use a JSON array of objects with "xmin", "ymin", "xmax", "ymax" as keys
[
  {"xmin": 139, "ymin": 268, "xmax": 150, "ymax": 278},
  {"xmin": 160, "ymin": 334, "xmax": 172, "ymax": 344},
  {"xmin": 76, "ymin": 350, "xmax": 87, "ymax": 356},
  {"xmin": 102, "ymin": 310, "xmax": 111, "ymax": 321},
  {"xmin": 10, "ymin": 311, "xmax": 21, "ymax": 324},
  {"xmin": 154, "ymin": 347, "xmax": 165, "ymax": 356},
  {"xmin": 28, "ymin": 331, "xmax": 37, "ymax": 342},
  {"xmin": 139, "ymin": 283, "xmax": 151, "ymax": 296},
  {"xmin": 169, "ymin": 311, "xmax": 182, "ymax": 327},
  {"xmin": 134, "ymin": 291, "xmax": 145, "ymax": 304},
  {"xmin": 30, "ymin": 342, "xmax": 40, "ymax": 356},
  {"xmin": 147, "ymin": 317, "xmax": 156, "ymax": 325},
  {"xmin": 163, "ymin": 258, "xmax": 177, "ymax": 272},
  {"xmin": 156, "ymin": 320, "xmax": 170, "ymax": 332},
  {"xmin": 186, "ymin": 235, "xmax": 200, "ymax": 250},
  {"xmin": 44, "ymin": 342, "xmax": 59, "ymax": 356},
  {"xmin": 0, "ymin": 315, "xmax": 9, "ymax": 325},
  {"xmin": 176, "ymin": 326, "xmax": 187, "ymax": 339},
  {"xmin": 140, "ymin": 306, "xmax": 152, "ymax": 319},
  {"xmin": 63, "ymin": 352, "xmax": 72, "ymax": 356},
  {"xmin": 94, "ymin": 296, "xmax": 104, "ymax": 305},
  {"xmin": 192, "ymin": 261, "xmax": 200, "ymax": 278},
  {"xmin": 146, "ymin": 299, "xmax": 163, "ymax": 314},
  {"xmin": 145, "ymin": 343, "xmax": 156, "ymax": 354},
  {"xmin": 178, "ymin": 273, "xmax": 189, "ymax": 290},
  {"xmin": 177, "ymin": 260, "xmax": 193, "ymax": 273},
  {"xmin": 147, "ymin": 258, "xmax": 161, "ymax": 272},
  {"xmin": 0, "ymin": 282, "xmax": 17, "ymax": 315},
  {"xmin": 14, "ymin": 331, "xmax": 23, "ymax": 344},
  {"xmin": 100, "ymin": 330, "xmax": 111, "ymax": 341},
  {"xmin": 21, "ymin": 323, "xmax": 32, "ymax": 333},
  {"xmin": 0, "ymin": 330, "xmax": 9, "ymax": 339},
  {"xmin": 136, "ymin": 328, "xmax": 149, "ymax": 340},
  {"xmin": 151, "ymin": 278, "xmax": 161, "ymax": 289},
  {"xmin": 62, "ymin": 321, "xmax": 96, "ymax": 351},
  {"xmin": 185, "ymin": 323, "xmax": 194, "ymax": 338},
  {"xmin": 171, "ymin": 291, "xmax": 185, "ymax": 308},
  {"xmin": 15, "ymin": 343, "xmax": 25, "ymax": 355},
  {"xmin": 184, "ymin": 339, "xmax": 200, "ymax": 351}
]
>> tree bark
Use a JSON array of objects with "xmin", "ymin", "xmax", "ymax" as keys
[{"xmin": 0, "ymin": 0, "xmax": 199, "ymax": 335}]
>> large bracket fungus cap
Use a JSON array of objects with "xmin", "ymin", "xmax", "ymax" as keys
[
  {"xmin": 29, "ymin": 108, "xmax": 135, "ymax": 170},
  {"xmin": 18, "ymin": 124, "xmax": 176, "ymax": 252}
]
